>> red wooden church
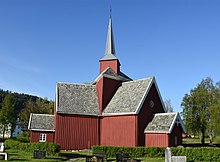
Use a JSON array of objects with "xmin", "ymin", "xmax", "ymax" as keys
[{"xmin": 28, "ymin": 15, "xmax": 186, "ymax": 150}]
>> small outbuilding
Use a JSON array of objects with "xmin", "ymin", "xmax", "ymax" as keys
[
  {"xmin": 28, "ymin": 114, "xmax": 55, "ymax": 143},
  {"xmin": 145, "ymin": 112, "xmax": 186, "ymax": 147}
]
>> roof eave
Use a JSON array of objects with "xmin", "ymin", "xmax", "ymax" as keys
[
  {"xmin": 102, "ymin": 112, "xmax": 136, "ymax": 116},
  {"xmin": 30, "ymin": 129, "xmax": 55, "ymax": 132},
  {"xmin": 135, "ymin": 77, "xmax": 154, "ymax": 114}
]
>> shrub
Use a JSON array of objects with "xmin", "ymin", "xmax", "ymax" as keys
[
  {"xmin": 92, "ymin": 146, "xmax": 165, "ymax": 158},
  {"xmin": 5, "ymin": 139, "xmax": 60, "ymax": 155},
  {"xmin": 15, "ymin": 131, "xmax": 30, "ymax": 143}
]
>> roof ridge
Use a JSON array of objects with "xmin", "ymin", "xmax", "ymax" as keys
[
  {"xmin": 57, "ymin": 82, "xmax": 94, "ymax": 87},
  {"xmin": 122, "ymin": 76, "xmax": 154, "ymax": 85},
  {"xmin": 154, "ymin": 112, "xmax": 178, "ymax": 116},
  {"xmin": 31, "ymin": 113, "xmax": 54, "ymax": 116}
]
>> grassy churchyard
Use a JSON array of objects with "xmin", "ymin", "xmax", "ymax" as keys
[{"xmin": 4, "ymin": 137, "xmax": 220, "ymax": 161}]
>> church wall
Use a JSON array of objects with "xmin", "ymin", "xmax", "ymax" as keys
[
  {"xmin": 54, "ymin": 114, "xmax": 99, "ymax": 150},
  {"xmin": 100, "ymin": 60, "xmax": 120, "ymax": 74},
  {"xmin": 100, "ymin": 115, "xmax": 137, "ymax": 147},
  {"xmin": 30, "ymin": 131, "xmax": 54, "ymax": 143},
  {"xmin": 96, "ymin": 77, "xmax": 120, "ymax": 112},
  {"xmin": 169, "ymin": 124, "xmax": 183, "ymax": 146},
  {"xmin": 145, "ymin": 133, "xmax": 169, "ymax": 147},
  {"xmin": 138, "ymin": 83, "xmax": 165, "ymax": 146}
]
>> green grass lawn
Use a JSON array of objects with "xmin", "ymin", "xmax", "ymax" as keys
[
  {"xmin": 183, "ymin": 137, "xmax": 208, "ymax": 143},
  {"xmin": 4, "ymin": 149, "xmax": 164, "ymax": 161},
  {"xmin": 5, "ymin": 149, "xmax": 67, "ymax": 161}
]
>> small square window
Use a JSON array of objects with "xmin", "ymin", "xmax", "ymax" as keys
[{"xmin": 39, "ymin": 134, "xmax": 46, "ymax": 142}]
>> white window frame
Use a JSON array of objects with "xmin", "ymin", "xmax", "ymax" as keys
[{"xmin": 39, "ymin": 133, "xmax": 46, "ymax": 142}]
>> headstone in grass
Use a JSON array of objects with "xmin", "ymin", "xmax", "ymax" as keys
[
  {"xmin": 34, "ymin": 150, "xmax": 46, "ymax": 159},
  {"xmin": 172, "ymin": 156, "xmax": 186, "ymax": 162},
  {"xmin": 165, "ymin": 147, "xmax": 171, "ymax": 162}
]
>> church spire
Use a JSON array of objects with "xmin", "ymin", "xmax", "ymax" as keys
[
  {"xmin": 100, "ymin": 9, "xmax": 118, "ymax": 61},
  {"xmin": 99, "ymin": 9, "xmax": 120, "ymax": 74},
  {"xmin": 105, "ymin": 8, "xmax": 115, "ymax": 55}
]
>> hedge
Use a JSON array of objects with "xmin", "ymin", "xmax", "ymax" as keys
[
  {"xmin": 5, "ymin": 139, "xmax": 60, "ymax": 155},
  {"xmin": 92, "ymin": 146, "xmax": 220, "ymax": 161},
  {"xmin": 92, "ymin": 146, "xmax": 165, "ymax": 158}
]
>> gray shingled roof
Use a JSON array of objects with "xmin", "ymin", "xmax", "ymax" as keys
[
  {"xmin": 100, "ymin": 53, "xmax": 118, "ymax": 61},
  {"xmin": 103, "ymin": 77, "xmax": 153, "ymax": 115},
  {"xmin": 144, "ymin": 112, "xmax": 186, "ymax": 133},
  {"xmin": 28, "ymin": 114, "xmax": 54, "ymax": 131},
  {"xmin": 56, "ymin": 83, "xmax": 100, "ymax": 116},
  {"xmin": 93, "ymin": 67, "xmax": 132, "ymax": 84}
]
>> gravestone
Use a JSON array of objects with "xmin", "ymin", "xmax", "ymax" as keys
[
  {"xmin": 165, "ymin": 147, "xmax": 172, "ymax": 162},
  {"xmin": 0, "ymin": 143, "xmax": 4, "ymax": 152},
  {"xmin": 172, "ymin": 156, "xmax": 187, "ymax": 162},
  {"xmin": 34, "ymin": 150, "xmax": 46, "ymax": 159}
]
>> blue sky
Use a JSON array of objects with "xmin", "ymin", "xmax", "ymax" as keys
[{"xmin": 0, "ymin": 0, "xmax": 220, "ymax": 112}]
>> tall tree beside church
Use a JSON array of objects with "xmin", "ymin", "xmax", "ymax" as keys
[
  {"xmin": 0, "ymin": 94, "xmax": 16, "ymax": 140},
  {"xmin": 181, "ymin": 77, "xmax": 219, "ymax": 144},
  {"xmin": 208, "ymin": 81, "xmax": 220, "ymax": 139}
]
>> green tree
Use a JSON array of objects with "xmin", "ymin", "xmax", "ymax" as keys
[
  {"xmin": 0, "ymin": 94, "xmax": 16, "ymax": 140},
  {"xmin": 181, "ymin": 77, "xmax": 219, "ymax": 144},
  {"xmin": 19, "ymin": 98, "xmax": 54, "ymax": 130},
  {"xmin": 208, "ymin": 81, "xmax": 220, "ymax": 141}
]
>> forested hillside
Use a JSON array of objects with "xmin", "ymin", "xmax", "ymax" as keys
[
  {"xmin": 0, "ymin": 89, "xmax": 54, "ymax": 134},
  {"xmin": 0, "ymin": 89, "xmax": 39, "ymax": 115}
]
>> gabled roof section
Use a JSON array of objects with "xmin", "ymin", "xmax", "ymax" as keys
[
  {"xmin": 100, "ymin": 15, "xmax": 118, "ymax": 61},
  {"xmin": 56, "ymin": 82, "xmax": 100, "ymax": 116},
  {"xmin": 28, "ymin": 113, "xmax": 54, "ymax": 132},
  {"xmin": 93, "ymin": 67, "xmax": 132, "ymax": 84},
  {"xmin": 144, "ymin": 112, "xmax": 186, "ymax": 134},
  {"xmin": 102, "ymin": 77, "xmax": 154, "ymax": 115}
]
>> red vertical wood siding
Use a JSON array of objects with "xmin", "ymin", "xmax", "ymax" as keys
[
  {"xmin": 100, "ymin": 60, "xmax": 120, "ymax": 74},
  {"xmin": 170, "ymin": 124, "xmax": 183, "ymax": 146},
  {"xmin": 96, "ymin": 77, "xmax": 120, "ymax": 112},
  {"xmin": 54, "ymin": 114, "xmax": 99, "ymax": 150},
  {"xmin": 145, "ymin": 133, "xmax": 169, "ymax": 147},
  {"xmin": 101, "ymin": 115, "xmax": 137, "ymax": 147},
  {"xmin": 138, "ymin": 83, "xmax": 165, "ymax": 146},
  {"xmin": 30, "ymin": 131, "xmax": 54, "ymax": 143}
]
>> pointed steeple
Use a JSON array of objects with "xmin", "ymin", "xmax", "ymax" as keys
[
  {"xmin": 99, "ymin": 10, "xmax": 120, "ymax": 74},
  {"xmin": 105, "ymin": 15, "xmax": 116, "ymax": 55},
  {"xmin": 100, "ymin": 11, "xmax": 118, "ymax": 61}
]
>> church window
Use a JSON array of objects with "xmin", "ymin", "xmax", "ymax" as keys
[{"xmin": 39, "ymin": 133, "xmax": 46, "ymax": 142}]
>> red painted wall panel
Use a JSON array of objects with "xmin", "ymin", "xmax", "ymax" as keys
[
  {"xmin": 96, "ymin": 77, "xmax": 120, "ymax": 112},
  {"xmin": 100, "ymin": 60, "xmax": 120, "ymax": 74},
  {"xmin": 30, "ymin": 131, "xmax": 54, "ymax": 143},
  {"xmin": 138, "ymin": 83, "xmax": 165, "ymax": 146},
  {"xmin": 145, "ymin": 133, "xmax": 169, "ymax": 147},
  {"xmin": 54, "ymin": 114, "xmax": 99, "ymax": 150},
  {"xmin": 101, "ymin": 115, "xmax": 137, "ymax": 147}
]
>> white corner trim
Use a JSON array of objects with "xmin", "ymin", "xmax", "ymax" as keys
[
  {"xmin": 30, "ymin": 129, "xmax": 55, "ymax": 132},
  {"xmin": 135, "ymin": 77, "xmax": 154, "ymax": 114},
  {"xmin": 28, "ymin": 113, "xmax": 33, "ymax": 130},
  {"xmin": 168, "ymin": 112, "xmax": 178, "ymax": 133},
  {"xmin": 102, "ymin": 112, "xmax": 136, "ymax": 116},
  {"xmin": 56, "ymin": 82, "xmax": 59, "ymax": 112},
  {"xmin": 168, "ymin": 112, "xmax": 187, "ymax": 133},
  {"xmin": 92, "ymin": 67, "xmax": 111, "ymax": 84}
]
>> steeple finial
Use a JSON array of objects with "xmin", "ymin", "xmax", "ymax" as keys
[{"xmin": 105, "ymin": 8, "xmax": 116, "ymax": 55}]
